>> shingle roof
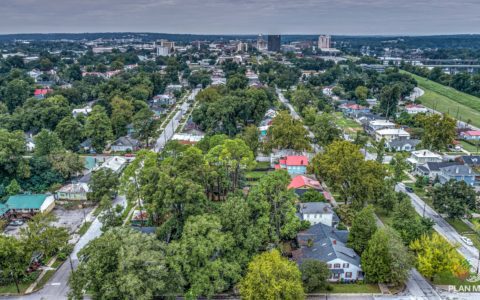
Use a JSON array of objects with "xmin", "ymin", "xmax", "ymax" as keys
[
  {"xmin": 288, "ymin": 176, "xmax": 321, "ymax": 190},
  {"xmin": 293, "ymin": 223, "xmax": 360, "ymax": 266},
  {"xmin": 112, "ymin": 136, "xmax": 140, "ymax": 147},
  {"xmin": 387, "ymin": 139, "xmax": 420, "ymax": 148},
  {"xmin": 425, "ymin": 161, "xmax": 460, "ymax": 172},
  {"xmin": 285, "ymin": 156, "xmax": 308, "ymax": 166},
  {"xmin": 461, "ymin": 156, "xmax": 480, "ymax": 167},
  {"xmin": 440, "ymin": 165, "xmax": 476, "ymax": 177},
  {"xmin": 299, "ymin": 202, "xmax": 334, "ymax": 215}
]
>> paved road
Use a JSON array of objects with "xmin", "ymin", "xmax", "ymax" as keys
[
  {"xmin": 154, "ymin": 88, "xmax": 200, "ymax": 152},
  {"xmin": 0, "ymin": 195, "xmax": 127, "ymax": 300},
  {"xmin": 396, "ymin": 183, "xmax": 480, "ymax": 268}
]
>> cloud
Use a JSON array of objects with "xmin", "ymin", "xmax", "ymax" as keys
[{"xmin": 0, "ymin": 0, "xmax": 479, "ymax": 34}]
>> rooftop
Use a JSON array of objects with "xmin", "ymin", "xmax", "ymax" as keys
[
  {"xmin": 288, "ymin": 175, "xmax": 321, "ymax": 190},
  {"xmin": 6, "ymin": 194, "xmax": 51, "ymax": 210}
]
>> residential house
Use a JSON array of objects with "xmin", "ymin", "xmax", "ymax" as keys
[
  {"xmin": 460, "ymin": 131, "xmax": 480, "ymax": 141},
  {"xmin": 416, "ymin": 161, "xmax": 460, "ymax": 180},
  {"xmin": 407, "ymin": 150, "xmax": 443, "ymax": 166},
  {"xmin": 375, "ymin": 128, "xmax": 410, "ymax": 142},
  {"xmin": 171, "ymin": 133, "xmax": 205, "ymax": 145},
  {"xmin": 438, "ymin": 165, "xmax": 477, "ymax": 186},
  {"xmin": 365, "ymin": 120, "xmax": 396, "ymax": 134},
  {"xmin": 275, "ymin": 156, "xmax": 308, "ymax": 175},
  {"xmin": 152, "ymin": 94, "xmax": 176, "ymax": 106},
  {"xmin": 56, "ymin": 183, "xmax": 90, "ymax": 201},
  {"xmin": 25, "ymin": 135, "xmax": 35, "ymax": 152},
  {"xmin": 72, "ymin": 106, "xmax": 92, "ymax": 117},
  {"xmin": 405, "ymin": 104, "xmax": 428, "ymax": 114},
  {"xmin": 111, "ymin": 136, "xmax": 141, "ymax": 152},
  {"xmin": 34, "ymin": 88, "xmax": 52, "ymax": 99},
  {"xmin": 165, "ymin": 84, "xmax": 183, "ymax": 93},
  {"xmin": 288, "ymin": 175, "xmax": 322, "ymax": 195},
  {"xmin": 340, "ymin": 103, "xmax": 370, "ymax": 118},
  {"xmin": 95, "ymin": 156, "xmax": 128, "ymax": 174},
  {"xmin": 292, "ymin": 223, "xmax": 363, "ymax": 282},
  {"xmin": 0, "ymin": 203, "xmax": 10, "ymax": 220},
  {"xmin": 6, "ymin": 194, "xmax": 55, "ymax": 219},
  {"xmin": 298, "ymin": 202, "xmax": 339, "ymax": 227},
  {"xmin": 457, "ymin": 156, "xmax": 480, "ymax": 169},
  {"xmin": 386, "ymin": 139, "xmax": 420, "ymax": 152},
  {"xmin": 79, "ymin": 139, "xmax": 95, "ymax": 154}
]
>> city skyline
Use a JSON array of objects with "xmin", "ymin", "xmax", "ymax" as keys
[{"xmin": 1, "ymin": 0, "xmax": 480, "ymax": 35}]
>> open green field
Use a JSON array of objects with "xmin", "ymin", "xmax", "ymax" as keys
[
  {"xmin": 317, "ymin": 283, "xmax": 381, "ymax": 294},
  {"xmin": 403, "ymin": 72, "xmax": 480, "ymax": 128}
]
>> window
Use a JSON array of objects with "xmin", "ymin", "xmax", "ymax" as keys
[
  {"xmin": 343, "ymin": 263, "xmax": 349, "ymax": 268},
  {"xmin": 334, "ymin": 263, "xmax": 341, "ymax": 268},
  {"xmin": 345, "ymin": 272, "xmax": 352, "ymax": 278},
  {"xmin": 333, "ymin": 273, "xmax": 340, "ymax": 279},
  {"xmin": 327, "ymin": 264, "xmax": 332, "ymax": 269}
]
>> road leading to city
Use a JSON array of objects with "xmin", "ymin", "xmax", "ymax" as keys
[{"xmin": 154, "ymin": 88, "xmax": 200, "ymax": 152}]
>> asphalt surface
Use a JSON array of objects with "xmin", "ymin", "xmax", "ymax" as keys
[{"xmin": 0, "ymin": 195, "xmax": 127, "ymax": 300}]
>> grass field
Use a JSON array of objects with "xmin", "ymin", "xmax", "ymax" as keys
[
  {"xmin": 403, "ymin": 72, "xmax": 480, "ymax": 128},
  {"xmin": 318, "ymin": 283, "xmax": 381, "ymax": 294}
]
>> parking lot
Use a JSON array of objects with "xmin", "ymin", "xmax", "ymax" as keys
[{"xmin": 3, "ymin": 204, "xmax": 94, "ymax": 237}]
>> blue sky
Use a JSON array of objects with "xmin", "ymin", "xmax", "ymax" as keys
[{"xmin": 1, "ymin": 0, "xmax": 479, "ymax": 35}]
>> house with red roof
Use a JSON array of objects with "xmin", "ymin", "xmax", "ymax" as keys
[
  {"xmin": 460, "ymin": 130, "xmax": 480, "ymax": 141},
  {"xmin": 275, "ymin": 155, "xmax": 308, "ymax": 175},
  {"xmin": 339, "ymin": 103, "xmax": 370, "ymax": 117},
  {"xmin": 288, "ymin": 175, "xmax": 322, "ymax": 190},
  {"xmin": 34, "ymin": 88, "xmax": 52, "ymax": 99}
]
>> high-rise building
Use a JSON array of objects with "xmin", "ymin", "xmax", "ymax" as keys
[
  {"xmin": 156, "ymin": 46, "xmax": 170, "ymax": 57},
  {"xmin": 318, "ymin": 35, "xmax": 331, "ymax": 49},
  {"xmin": 267, "ymin": 35, "xmax": 281, "ymax": 52},
  {"xmin": 256, "ymin": 34, "xmax": 267, "ymax": 51},
  {"xmin": 159, "ymin": 39, "xmax": 175, "ymax": 51}
]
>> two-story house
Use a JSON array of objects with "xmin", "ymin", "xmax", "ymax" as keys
[
  {"xmin": 293, "ymin": 223, "xmax": 363, "ymax": 282},
  {"xmin": 297, "ymin": 202, "xmax": 339, "ymax": 227},
  {"xmin": 438, "ymin": 165, "xmax": 477, "ymax": 186},
  {"xmin": 407, "ymin": 150, "xmax": 443, "ymax": 166},
  {"xmin": 375, "ymin": 128, "xmax": 410, "ymax": 142}
]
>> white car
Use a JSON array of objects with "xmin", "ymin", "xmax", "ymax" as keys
[{"xmin": 461, "ymin": 236, "xmax": 474, "ymax": 246}]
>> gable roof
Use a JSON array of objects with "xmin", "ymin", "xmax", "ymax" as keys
[
  {"xmin": 6, "ymin": 194, "xmax": 50, "ymax": 210},
  {"xmin": 460, "ymin": 156, "xmax": 480, "ymax": 166},
  {"xmin": 288, "ymin": 175, "xmax": 321, "ymax": 190},
  {"xmin": 462, "ymin": 130, "xmax": 480, "ymax": 137},
  {"xmin": 440, "ymin": 165, "xmax": 476, "ymax": 177},
  {"xmin": 387, "ymin": 139, "xmax": 420, "ymax": 148},
  {"xmin": 112, "ymin": 136, "xmax": 140, "ymax": 148},
  {"xmin": 425, "ymin": 161, "xmax": 460, "ymax": 172},
  {"xmin": 293, "ymin": 223, "xmax": 360, "ymax": 266},
  {"xmin": 299, "ymin": 202, "xmax": 334, "ymax": 215},
  {"xmin": 285, "ymin": 156, "xmax": 308, "ymax": 166}
]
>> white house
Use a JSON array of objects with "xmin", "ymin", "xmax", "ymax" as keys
[
  {"xmin": 56, "ymin": 183, "xmax": 90, "ymax": 201},
  {"xmin": 298, "ymin": 202, "xmax": 339, "ymax": 227},
  {"xmin": 72, "ymin": 106, "xmax": 92, "ymax": 117},
  {"xmin": 375, "ymin": 128, "xmax": 410, "ymax": 142},
  {"xmin": 368, "ymin": 120, "xmax": 396, "ymax": 131},
  {"xmin": 293, "ymin": 223, "xmax": 363, "ymax": 282},
  {"xmin": 405, "ymin": 104, "xmax": 428, "ymax": 114},
  {"xmin": 95, "ymin": 156, "xmax": 128, "ymax": 174},
  {"xmin": 407, "ymin": 150, "xmax": 443, "ymax": 166}
]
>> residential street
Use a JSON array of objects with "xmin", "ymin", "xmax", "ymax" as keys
[
  {"xmin": 0, "ymin": 195, "xmax": 127, "ymax": 300},
  {"xmin": 154, "ymin": 88, "xmax": 200, "ymax": 152},
  {"xmin": 396, "ymin": 183, "xmax": 480, "ymax": 268}
]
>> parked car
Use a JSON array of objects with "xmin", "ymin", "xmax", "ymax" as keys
[
  {"xmin": 461, "ymin": 236, "xmax": 474, "ymax": 246},
  {"xmin": 405, "ymin": 186, "xmax": 414, "ymax": 193},
  {"xmin": 9, "ymin": 219, "xmax": 24, "ymax": 226}
]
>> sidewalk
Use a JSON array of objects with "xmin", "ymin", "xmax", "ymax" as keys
[{"xmin": 24, "ymin": 256, "xmax": 58, "ymax": 294}]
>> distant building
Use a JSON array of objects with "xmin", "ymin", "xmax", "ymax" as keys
[
  {"xmin": 256, "ymin": 34, "xmax": 267, "ymax": 51},
  {"xmin": 267, "ymin": 35, "xmax": 281, "ymax": 52},
  {"xmin": 92, "ymin": 47, "xmax": 113, "ymax": 54},
  {"xmin": 111, "ymin": 136, "xmax": 141, "ymax": 152},
  {"xmin": 439, "ymin": 165, "xmax": 477, "ymax": 186},
  {"xmin": 156, "ymin": 46, "xmax": 170, "ymax": 56},
  {"xmin": 318, "ymin": 35, "xmax": 331, "ymax": 49},
  {"xmin": 405, "ymin": 104, "xmax": 428, "ymax": 115},
  {"xmin": 407, "ymin": 150, "xmax": 443, "ymax": 166},
  {"xmin": 375, "ymin": 128, "xmax": 410, "ymax": 142},
  {"xmin": 56, "ymin": 183, "xmax": 90, "ymax": 201},
  {"xmin": 460, "ymin": 130, "xmax": 480, "ymax": 141},
  {"xmin": 298, "ymin": 202, "xmax": 339, "ymax": 227},
  {"xmin": 5, "ymin": 194, "xmax": 55, "ymax": 219}
]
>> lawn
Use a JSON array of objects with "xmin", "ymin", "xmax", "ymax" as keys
[
  {"xmin": 460, "ymin": 140, "xmax": 480, "ymax": 154},
  {"xmin": 334, "ymin": 113, "xmax": 363, "ymax": 133},
  {"xmin": 446, "ymin": 219, "xmax": 480, "ymax": 251},
  {"xmin": 318, "ymin": 283, "xmax": 381, "ymax": 294},
  {"xmin": 0, "ymin": 282, "xmax": 31, "ymax": 295},
  {"xmin": 35, "ymin": 270, "xmax": 56, "ymax": 291},
  {"xmin": 433, "ymin": 270, "xmax": 480, "ymax": 287},
  {"xmin": 403, "ymin": 72, "xmax": 480, "ymax": 128}
]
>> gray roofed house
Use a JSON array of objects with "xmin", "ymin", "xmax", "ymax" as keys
[
  {"xmin": 458, "ymin": 156, "xmax": 480, "ymax": 168},
  {"xmin": 438, "ymin": 165, "xmax": 477, "ymax": 186},
  {"xmin": 298, "ymin": 202, "xmax": 340, "ymax": 227},
  {"xmin": 416, "ymin": 161, "xmax": 460, "ymax": 179},
  {"xmin": 111, "ymin": 136, "xmax": 140, "ymax": 152},
  {"xmin": 386, "ymin": 139, "xmax": 421, "ymax": 152},
  {"xmin": 292, "ymin": 223, "xmax": 363, "ymax": 282}
]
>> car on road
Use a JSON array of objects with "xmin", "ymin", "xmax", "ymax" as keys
[
  {"xmin": 405, "ymin": 186, "xmax": 414, "ymax": 193},
  {"xmin": 461, "ymin": 236, "xmax": 474, "ymax": 246},
  {"xmin": 9, "ymin": 219, "xmax": 24, "ymax": 226}
]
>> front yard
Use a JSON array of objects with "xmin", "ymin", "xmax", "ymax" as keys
[{"xmin": 316, "ymin": 283, "xmax": 381, "ymax": 294}]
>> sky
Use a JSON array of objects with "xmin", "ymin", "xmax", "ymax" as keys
[{"xmin": 1, "ymin": 0, "xmax": 480, "ymax": 35}]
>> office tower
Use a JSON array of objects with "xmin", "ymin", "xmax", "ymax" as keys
[
  {"xmin": 267, "ymin": 35, "xmax": 281, "ymax": 52},
  {"xmin": 257, "ymin": 34, "xmax": 267, "ymax": 51},
  {"xmin": 318, "ymin": 35, "xmax": 331, "ymax": 49}
]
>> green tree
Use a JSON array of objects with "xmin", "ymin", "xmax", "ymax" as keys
[
  {"xmin": 239, "ymin": 125, "xmax": 261, "ymax": 155},
  {"xmin": 348, "ymin": 205, "xmax": 377, "ymax": 255},
  {"xmin": 55, "ymin": 116, "xmax": 83, "ymax": 151},
  {"xmin": 48, "ymin": 151, "xmax": 84, "ymax": 179},
  {"xmin": 300, "ymin": 259, "xmax": 330, "ymax": 293},
  {"xmin": 111, "ymin": 97, "xmax": 134, "ymax": 137},
  {"xmin": 69, "ymin": 228, "xmax": 180, "ymax": 300},
  {"xmin": 418, "ymin": 113, "xmax": 456, "ymax": 151},
  {"xmin": 34, "ymin": 129, "xmax": 63, "ymax": 156},
  {"xmin": 0, "ymin": 129, "xmax": 29, "ymax": 179},
  {"xmin": 132, "ymin": 108, "xmax": 157, "ymax": 147},
  {"xmin": 2, "ymin": 79, "xmax": 31, "ymax": 112},
  {"xmin": 266, "ymin": 111, "xmax": 311, "ymax": 151},
  {"xmin": 85, "ymin": 105, "xmax": 113, "ymax": 152},
  {"xmin": 355, "ymin": 86, "xmax": 368, "ymax": 102},
  {"xmin": 6, "ymin": 179, "xmax": 21, "ymax": 195},
  {"xmin": 374, "ymin": 138, "xmax": 386, "ymax": 163},
  {"xmin": 379, "ymin": 84, "xmax": 401, "ymax": 118},
  {"xmin": 410, "ymin": 233, "xmax": 468, "ymax": 281},
  {"xmin": 362, "ymin": 228, "xmax": 413, "ymax": 285},
  {"xmin": 390, "ymin": 153, "xmax": 409, "ymax": 183},
  {"xmin": 0, "ymin": 235, "xmax": 28, "ymax": 293},
  {"xmin": 170, "ymin": 214, "xmax": 240, "ymax": 298},
  {"xmin": 88, "ymin": 168, "xmax": 119, "ymax": 202},
  {"xmin": 247, "ymin": 170, "xmax": 301, "ymax": 244},
  {"xmin": 311, "ymin": 113, "xmax": 341, "ymax": 147},
  {"xmin": 432, "ymin": 180, "xmax": 477, "ymax": 219},
  {"xmin": 299, "ymin": 189, "xmax": 325, "ymax": 203},
  {"xmin": 239, "ymin": 249, "xmax": 305, "ymax": 300},
  {"xmin": 20, "ymin": 213, "xmax": 69, "ymax": 257},
  {"xmin": 392, "ymin": 197, "xmax": 434, "ymax": 245}
]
